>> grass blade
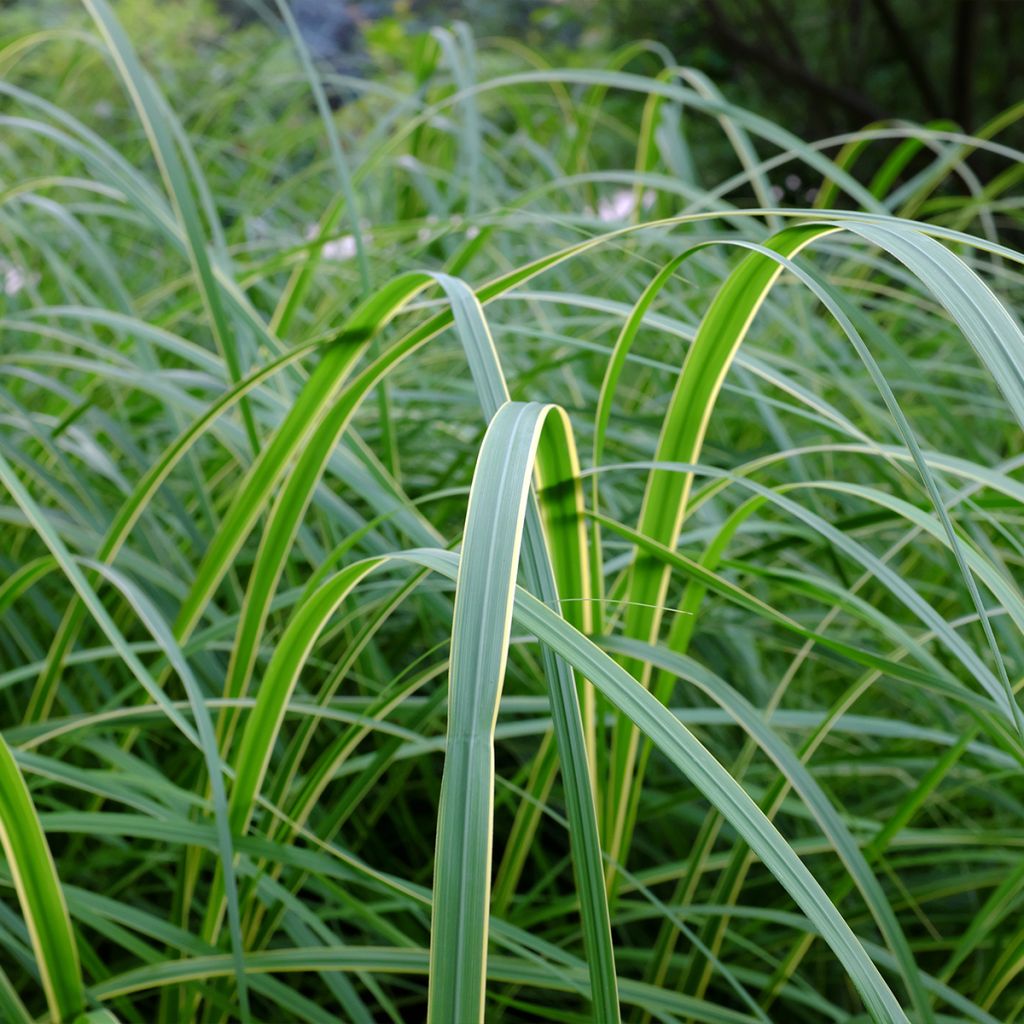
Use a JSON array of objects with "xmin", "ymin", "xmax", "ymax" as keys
[{"xmin": 0, "ymin": 735, "xmax": 85, "ymax": 1023}]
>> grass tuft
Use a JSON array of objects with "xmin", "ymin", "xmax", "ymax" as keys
[{"xmin": 2, "ymin": 3, "xmax": 1024, "ymax": 1022}]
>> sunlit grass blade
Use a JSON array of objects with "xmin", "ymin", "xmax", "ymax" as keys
[
  {"xmin": 0, "ymin": 735, "xmax": 85, "ymax": 1023},
  {"xmin": 427, "ymin": 401, "xmax": 618, "ymax": 1022}
]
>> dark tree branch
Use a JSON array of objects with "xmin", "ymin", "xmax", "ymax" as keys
[
  {"xmin": 700, "ymin": 0, "xmax": 887, "ymax": 126},
  {"xmin": 952, "ymin": 0, "xmax": 981, "ymax": 130},
  {"xmin": 754, "ymin": 0, "xmax": 807, "ymax": 65},
  {"xmin": 868, "ymin": 0, "xmax": 944, "ymax": 118}
]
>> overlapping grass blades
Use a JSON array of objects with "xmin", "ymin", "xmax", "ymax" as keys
[
  {"xmin": 3, "ymin": 2, "xmax": 1024, "ymax": 1021},
  {"xmin": 416, "ymin": 398, "xmax": 906, "ymax": 1022}
]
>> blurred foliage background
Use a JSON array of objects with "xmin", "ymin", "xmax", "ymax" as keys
[
  {"xmin": 4, "ymin": 0, "xmax": 1022, "ymax": 144},
  {"xmin": 4, "ymin": 0, "xmax": 1022, "ymax": 221}
]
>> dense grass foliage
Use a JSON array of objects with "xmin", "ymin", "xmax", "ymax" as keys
[{"xmin": 3, "ymin": 3, "xmax": 1024, "ymax": 1022}]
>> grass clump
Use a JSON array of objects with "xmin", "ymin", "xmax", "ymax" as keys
[{"xmin": 2, "ymin": 3, "xmax": 1024, "ymax": 1022}]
